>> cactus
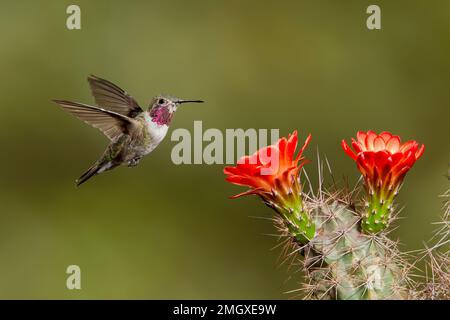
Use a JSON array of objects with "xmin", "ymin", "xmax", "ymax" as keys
[
  {"xmin": 223, "ymin": 130, "xmax": 448, "ymax": 300},
  {"xmin": 276, "ymin": 189, "xmax": 413, "ymax": 299}
]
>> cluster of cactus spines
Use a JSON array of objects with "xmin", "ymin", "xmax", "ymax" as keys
[
  {"xmin": 419, "ymin": 181, "xmax": 449, "ymax": 299},
  {"xmin": 223, "ymin": 130, "xmax": 442, "ymax": 300}
]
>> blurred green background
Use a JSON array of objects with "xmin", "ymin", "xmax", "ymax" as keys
[{"xmin": 0, "ymin": 0, "xmax": 448, "ymax": 299}]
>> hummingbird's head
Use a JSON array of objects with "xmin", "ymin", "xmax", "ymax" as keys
[{"xmin": 148, "ymin": 95, "xmax": 204, "ymax": 126}]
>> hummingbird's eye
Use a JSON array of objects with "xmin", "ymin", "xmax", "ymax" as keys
[{"xmin": 158, "ymin": 98, "xmax": 165, "ymax": 105}]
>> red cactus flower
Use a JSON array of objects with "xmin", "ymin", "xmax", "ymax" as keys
[
  {"xmin": 342, "ymin": 131, "xmax": 424, "ymax": 193},
  {"xmin": 224, "ymin": 130, "xmax": 311, "ymax": 198},
  {"xmin": 224, "ymin": 131, "xmax": 315, "ymax": 242},
  {"xmin": 342, "ymin": 130, "xmax": 424, "ymax": 233}
]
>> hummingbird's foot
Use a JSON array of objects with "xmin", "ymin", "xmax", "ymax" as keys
[{"xmin": 127, "ymin": 157, "xmax": 141, "ymax": 167}]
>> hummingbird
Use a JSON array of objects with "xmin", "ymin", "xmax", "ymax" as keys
[{"xmin": 53, "ymin": 75, "xmax": 204, "ymax": 186}]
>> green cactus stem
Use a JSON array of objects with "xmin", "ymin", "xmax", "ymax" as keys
[
  {"xmin": 362, "ymin": 190, "xmax": 395, "ymax": 234},
  {"xmin": 263, "ymin": 177, "xmax": 315, "ymax": 244}
]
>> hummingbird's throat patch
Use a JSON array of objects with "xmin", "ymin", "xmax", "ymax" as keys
[{"xmin": 150, "ymin": 106, "xmax": 173, "ymax": 126}]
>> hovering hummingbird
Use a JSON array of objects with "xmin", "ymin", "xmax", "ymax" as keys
[{"xmin": 53, "ymin": 75, "xmax": 204, "ymax": 186}]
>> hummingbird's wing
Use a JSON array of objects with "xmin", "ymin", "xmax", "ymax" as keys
[
  {"xmin": 53, "ymin": 100, "xmax": 137, "ymax": 141},
  {"xmin": 87, "ymin": 75, "xmax": 143, "ymax": 118}
]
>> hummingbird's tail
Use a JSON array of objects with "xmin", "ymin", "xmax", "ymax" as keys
[
  {"xmin": 76, "ymin": 160, "xmax": 116, "ymax": 186},
  {"xmin": 76, "ymin": 164, "xmax": 100, "ymax": 187}
]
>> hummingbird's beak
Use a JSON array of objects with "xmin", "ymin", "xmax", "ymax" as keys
[{"xmin": 176, "ymin": 100, "xmax": 204, "ymax": 105}]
